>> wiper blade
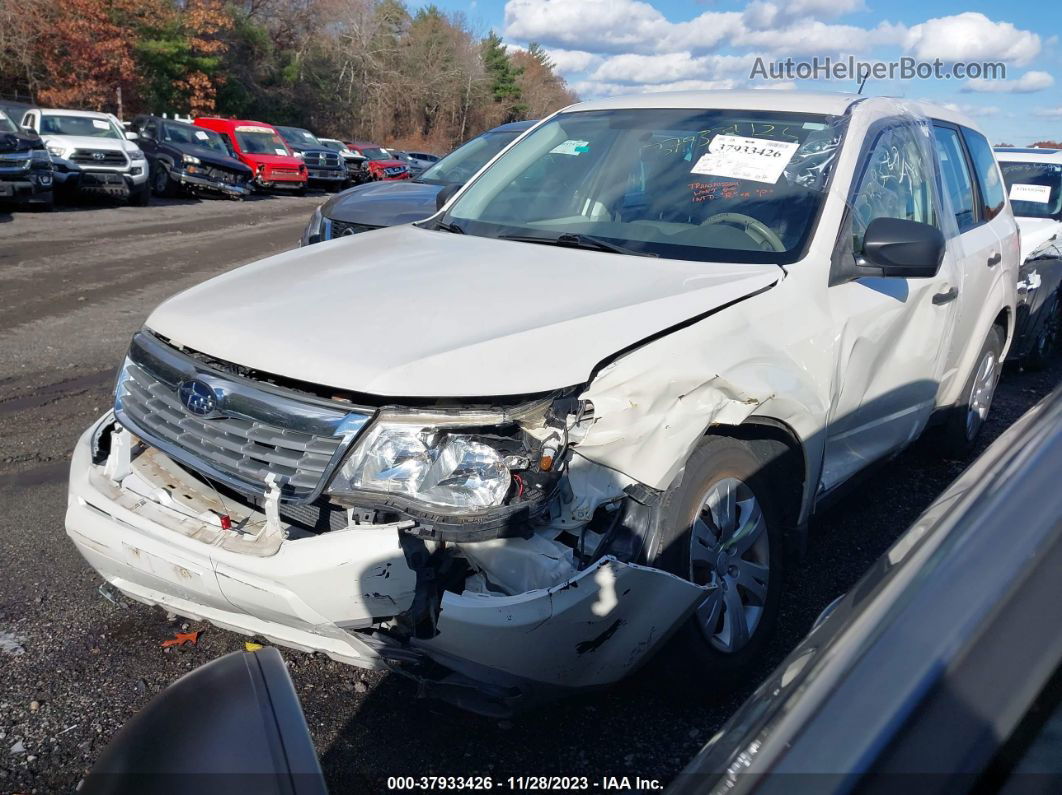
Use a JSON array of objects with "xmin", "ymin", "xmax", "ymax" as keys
[
  {"xmin": 435, "ymin": 220, "xmax": 464, "ymax": 234},
  {"xmin": 499, "ymin": 232, "xmax": 657, "ymax": 257}
]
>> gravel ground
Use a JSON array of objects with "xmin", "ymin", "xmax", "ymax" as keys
[{"xmin": 0, "ymin": 194, "xmax": 1059, "ymax": 794}]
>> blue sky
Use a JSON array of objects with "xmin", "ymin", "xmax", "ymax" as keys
[{"xmin": 418, "ymin": 0, "xmax": 1062, "ymax": 144}]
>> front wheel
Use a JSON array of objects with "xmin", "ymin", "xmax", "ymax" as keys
[
  {"xmin": 1024, "ymin": 297, "xmax": 1059, "ymax": 371},
  {"xmin": 650, "ymin": 436, "xmax": 783, "ymax": 686},
  {"xmin": 152, "ymin": 166, "xmax": 175, "ymax": 198},
  {"xmin": 939, "ymin": 325, "xmax": 1004, "ymax": 457}
]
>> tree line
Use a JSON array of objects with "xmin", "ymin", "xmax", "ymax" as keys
[{"xmin": 0, "ymin": 0, "xmax": 577, "ymax": 150}]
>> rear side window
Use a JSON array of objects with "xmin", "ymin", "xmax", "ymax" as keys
[
  {"xmin": 933, "ymin": 126, "xmax": 978, "ymax": 231},
  {"xmin": 962, "ymin": 128, "xmax": 1007, "ymax": 221}
]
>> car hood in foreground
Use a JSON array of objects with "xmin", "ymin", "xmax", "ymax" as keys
[
  {"xmin": 322, "ymin": 180, "xmax": 443, "ymax": 226},
  {"xmin": 146, "ymin": 225, "xmax": 780, "ymax": 397},
  {"xmin": 1015, "ymin": 216, "xmax": 1061, "ymax": 262}
]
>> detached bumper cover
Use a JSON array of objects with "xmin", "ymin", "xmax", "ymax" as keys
[
  {"xmin": 66, "ymin": 414, "xmax": 705, "ymax": 706},
  {"xmin": 173, "ymin": 169, "xmax": 251, "ymax": 198}
]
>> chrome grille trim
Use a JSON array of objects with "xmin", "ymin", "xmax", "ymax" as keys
[{"xmin": 114, "ymin": 331, "xmax": 373, "ymax": 501}]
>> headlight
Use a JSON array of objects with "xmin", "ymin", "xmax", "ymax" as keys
[
  {"xmin": 46, "ymin": 144, "xmax": 67, "ymax": 158},
  {"xmin": 129, "ymin": 150, "xmax": 145, "ymax": 161},
  {"xmin": 182, "ymin": 154, "xmax": 200, "ymax": 165},
  {"xmin": 330, "ymin": 416, "xmax": 515, "ymax": 511},
  {"xmin": 30, "ymin": 149, "xmax": 51, "ymax": 162},
  {"xmin": 294, "ymin": 151, "xmax": 304, "ymax": 158}
]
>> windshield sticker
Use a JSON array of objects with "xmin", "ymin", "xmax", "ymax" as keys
[
  {"xmin": 91, "ymin": 119, "xmax": 110, "ymax": 130},
  {"xmin": 1009, "ymin": 183, "xmax": 1051, "ymax": 203},
  {"xmin": 550, "ymin": 139, "xmax": 590, "ymax": 156},
  {"xmin": 235, "ymin": 125, "xmax": 274, "ymax": 133},
  {"xmin": 690, "ymin": 181, "xmax": 774, "ymax": 203},
  {"xmin": 194, "ymin": 130, "xmax": 209, "ymax": 141},
  {"xmin": 690, "ymin": 135, "xmax": 800, "ymax": 184}
]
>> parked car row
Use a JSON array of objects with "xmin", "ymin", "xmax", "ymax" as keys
[
  {"xmin": 0, "ymin": 105, "xmax": 424, "ymax": 210},
  {"xmin": 67, "ymin": 92, "xmax": 1057, "ymax": 723}
]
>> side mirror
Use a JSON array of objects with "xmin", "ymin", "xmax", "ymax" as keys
[
  {"xmin": 82, "ymin": 647, "xmax": 325, "ymax": 794},
  {"xmin": 435, "ymin": 182, "xmax": 463, "ymax": 211},
  {"xmin": 20, "ymin": 125, "xmax": 36, "ymax": 135},
  {"xmin": 861, "ymin": 217, "xmax": 945, "ymax": 279},
  {"xmin": 125, "ymin": 131, "xmax": 138, "ymax": 141}
]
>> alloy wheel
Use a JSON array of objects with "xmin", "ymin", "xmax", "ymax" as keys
[{"xmin": 965, "ymin": 350, "xmax": 999, "ymax": 440}]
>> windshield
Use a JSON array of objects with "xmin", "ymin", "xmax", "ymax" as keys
[
  {"xmin": 319, "ymin": 139, "xmax": 345, "ymax": 152},
  {"xmin": 1000, "ymin": 162, "xmax": 1062, "ymax": 219},
  {"xmin": 418, "ymin": 131, "xmax": 520, "ymax": 186},
  {"xmin": 441, "ymin": 109, "xmax": 843, "ymax": 263},
  {"xmin": 358, "ymin": 147, "xmax": 391, "ymax": 160},
  {"xmin": 40, "ymin": 114, "xmax": 122, "ymax": 139},
  {"xmin": 235, "ymin": 128, "xmax": 290, "ymax": 156},
  {"xmin": 0, "ymin": 111, "xmax": 16, "ymax": 133},
  {"xmin": 164, "ymin": 122, "xmax": 229, "ymax": 155},
  {"xmin": 279, "ymin": 127, "xmax": 321, "ymax": 148}
]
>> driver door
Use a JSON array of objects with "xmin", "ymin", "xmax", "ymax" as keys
[{"xmin": 819, "ymin": 120, "xmax": 960, "ymax": 495}]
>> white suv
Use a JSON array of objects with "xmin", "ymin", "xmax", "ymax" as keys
[
  {"xmin": 22, "ymin": 108, "xmax": 150, "ymax": 205},
  {"xmin": 66, "ymin": 92, "xmax": 1017, "ymax": 711}
]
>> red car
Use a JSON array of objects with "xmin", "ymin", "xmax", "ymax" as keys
[
  {"xmin": 344, "ymin": 141, "xmax": 411, "ymax": 181},
  {"xmin": 195, "ymin": 118, "xmax": 307, "ymax": 192}
]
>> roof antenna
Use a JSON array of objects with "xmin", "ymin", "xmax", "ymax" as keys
[{"xmin": 857, "ymin": 74, "xmax": 869, "ymax": 95}]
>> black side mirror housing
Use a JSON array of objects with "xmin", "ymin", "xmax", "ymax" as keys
[
  {"xmin": 861, "ymin": 217, "xmax": 945, "ymax": 279},
  {"xmin": 435, "ymin": 182, "xmax": 462, "ymax": 211}
]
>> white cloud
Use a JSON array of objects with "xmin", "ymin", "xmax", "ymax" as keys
[
  {"xmin": 734, "ymin": 20, "xmax": 906, "ymax": 55},
  {"xmin": 589, "ymin": 53, "xmax": 757, "ymax": 85},
  {"xmin": 962, "ymin": 71, "xmax": 1054, "ymax": 94},
  {"xmin": 938, "ymin": 102, "xmax": 1002, "ymax": 117},
  {"xmin": 742, "ymin": 0, "xmax": 866, "ymax": 30},
  {"xmin": 904, "ymin": 13, "xmax": 1041, "ymax": 66},
  {"xmin": 570, "ymin": 78, "xmax": 740, "ymax": 99},
  {"xmin": 1033, "ymin": 106, "xmax": 1062, "ymax": 119},
  {"xmin": 544, "ymin": 48, "xmax": 601, "ymax": 74}
]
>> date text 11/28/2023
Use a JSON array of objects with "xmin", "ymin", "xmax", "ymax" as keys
[{"xmin": 385, "ymin": 775, "xmax": 664, "ymax": 791}]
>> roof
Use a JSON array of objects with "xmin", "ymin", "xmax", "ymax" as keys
[
  {"xmin": 489, "ymin": 120, "xmax": 538, "ymax": 133},
  {"xmin": 995, "ymin": 147, "xmax": 1062, "ymax": 164},
  {"xmin": 38, "ymin": 108, "xmax": 111, "ymax": 118}
]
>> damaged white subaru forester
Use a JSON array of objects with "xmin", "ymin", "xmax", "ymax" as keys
[{"xmin": 67, "ymin": 92, "xmax": 1018, "ymax": 713}]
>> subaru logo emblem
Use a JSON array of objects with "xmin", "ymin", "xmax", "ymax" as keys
[
  {"xmin": 178, "ymin": 379, "xmax": 217, "ymax": 416},
  {"xmin": 92, "ymin": 152, "xmax": 106, "ymax": 161}
]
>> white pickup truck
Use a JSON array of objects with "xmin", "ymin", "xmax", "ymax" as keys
[
  {"xmin": 21, "ymin": 108, "xmax": 150, "ymax": 205},
  {"xmin": 66, "ymin": 92, "xmax": 1017, "ymax": 712}
]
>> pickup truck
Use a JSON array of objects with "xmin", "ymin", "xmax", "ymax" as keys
[
  {"xmin": 344, "ymin": 141, "xmax": 410, "ymax": 181},
  {"xmin": 275, "ymin": 126, "xmax": 347, "ymax": 190},
  {"xmin": 194, "ymin": 118, "xmax": 307, "ymax": 193},
  {"xmin": 67, "ymin": 92, "xmax": 1018, "ymax": 714},
  {"xmin": 21, "ymin": 108, "xmax": 149, "ymax": 205},
  {"xmin": 0, "ymin": 108, "xmax": 53, "ymax": 208}
]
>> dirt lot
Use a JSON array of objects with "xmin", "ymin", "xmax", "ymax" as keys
[{"xmin": 0, "ymin": 194, "xmax": 1059, "ymax": 794}]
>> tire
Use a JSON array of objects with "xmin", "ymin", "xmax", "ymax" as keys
[
  {"xmin": 152, "ymin": 165, "xmax": 175, "ymax": 198},
  {"xmin": 649, "ymin": 435, "xmax": 784, "ymax": 689},
  {"xmin": 1024, "ymin": 297, "xmax": 1059, "ymax": 372},
  {"xmin": 29, "ymin": 191, "xmax": 54, "ymax": 211},
  {"xmin": 939, "ymin": 325, "xmax": 1004, "ymax": 457}
]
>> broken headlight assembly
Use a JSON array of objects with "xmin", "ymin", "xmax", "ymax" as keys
[{"xmin": 327, "ymin": 403, "xmax": 568, "ymax": 538}]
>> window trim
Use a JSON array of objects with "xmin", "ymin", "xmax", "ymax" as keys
[
  {"xmin": 959, "ymin": 124, "xmax": 1007, "ymax": 222},
  {"xmin": 933, "ymin": 120, "xmax": 988, "ymax": 233}
]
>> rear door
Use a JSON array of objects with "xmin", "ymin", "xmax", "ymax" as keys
[{"xmin": 931, "ymin": 124, "xmax": 1006, "ymax": 400}]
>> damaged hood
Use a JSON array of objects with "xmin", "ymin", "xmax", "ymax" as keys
[
  {"xmin": 1015, "ymin": 216, "xmax": 1061, "ymax": 263},
  {"xmin": 146, "ymin": 224, "xmax": 781, "ymax": 397}
]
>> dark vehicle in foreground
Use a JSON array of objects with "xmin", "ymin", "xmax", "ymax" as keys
[
  {"xmin": 302, "ymin": 120, "xmax": 535, "ymax": 245},
  {"xmin": 276, "ymin": 126, "xmax": 346, "ymax": 190},
  {"xmin": 672, "ymin": 386, "xmax": 1062, "ymax": 794},
  {"xmin": 997, "ymin": 148, "xmax": 1062, "ymax": 369},
  {"xmin": 131, "ymin": 115, "xmax": 252, "ymax": 200},
  {"xmin": 0, "ymin": 108, "xmax": 54, "ymax": 208}
]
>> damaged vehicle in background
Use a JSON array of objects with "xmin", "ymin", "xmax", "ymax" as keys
[
  {"xmin": 302, "ymin": 120, "xmax": 534, "ymax": 244},
  {"xmin": 996, "ymin": 147, "xmax": 1062, "ymax": 369},
  {"xmin": 130, "ymin": 115, "xmax": 252, "ymax": 200},
  {"xmin": 67, "ymin": 92, "xmax": 1017, "ymax": 714},
  {"xmin": 275, "ymin": 126, "xmax": 347, "ymax": 191},
  {"xmin": 21, "ymin": 107, "xmax": 150, "ymax": 205},
  {"xmin": 195, "ymin": 117, "xmax": 307, "ymax": 193},
  {"xmin": 343, "ymin": 141, "xmax": 410, "ymax": 181},
  {"xmin": 0, "ymin": 108, "xmax": 54, "ymax": 209}
]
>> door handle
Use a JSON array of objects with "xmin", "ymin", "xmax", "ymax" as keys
[
  {"xmin": 933, "ymin": 286, "xmax": 959, "ymax": 305},
  {"xmin": 987, "ymin": 252, "xmax": 1001, "ymax": 267}
]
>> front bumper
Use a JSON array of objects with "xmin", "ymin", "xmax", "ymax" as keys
[
  {"xmin": 0, "ymin": 171, "xmax": 53, "ymax": 201},
  {"xmin": 78, "ymin": 169, "xmax": 147, "ymax": 197},
  {"xmin": 306, "ymin": 169, "xmax": 346, "ymax": 183},
  {"xmin": 67, "ymin": 414, "xmax": 704, "ymax": 711},
  {"xmin": 174, "ymin": 169, "xmax": 251, "ymax": 198}
]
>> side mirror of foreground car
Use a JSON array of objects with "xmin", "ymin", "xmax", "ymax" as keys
[
  {"xmin": 435, "ymin": 182, "xmax": 463, "ymax": 211},
  {"xmin": 81, "ymin": 647, "xmax": 327, "ymax": 795},
  {"xmin": 860, "ymin": 216, "xmax": 946, "ymax": 279}
]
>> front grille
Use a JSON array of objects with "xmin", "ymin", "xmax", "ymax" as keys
[
  {"xmin": 70, "ymin": 149, "xmax": 127, "ymax": 167},
  {"xmin": 270, "ymin": 168, "xmax": 300, "ymax": 177},
  {"xmin": 383, "ymin": 166, "xmax": 406, "ymax": 176},
  {"xmin": 326, "ymin": 219, "xmax": 380, "ymax": 239},
  {"xmin": 115, "ymin": 332, "xmax": 371, "ymax": 501},
  {"xmin": 205, "ymin": 167, "xmax": 244, "ymax": 185},
  {"xmin": 303, "ymin": 152, "xmax": 341, "ymax": 168}
]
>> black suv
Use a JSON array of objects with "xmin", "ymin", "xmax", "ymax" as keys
[
  {"xmin": 275, "ymin": 126, "xmax": 346, "ymax": 190},
  {"xmin": 131, "ymin": 116, "xmax": 253, "ymax": 200},
  {"xmin": 0, "ymin": 108, "xmax": 55, "ymax": 208}
]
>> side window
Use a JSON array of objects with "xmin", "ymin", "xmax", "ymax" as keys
[
  {"xmin": 144, "ymin": 120, "xmax": 158, "ymax": 139},
  {"xmin": 850, "ymin": 123, "xmax": 939, "ymax": 256},
  {"xmin": 933, "ymin": 126, "xmax": 978, "ymax": 231},
  {"xmin": 961, "ymin": 127, "xmax": 1006, "ymax": 221}
]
